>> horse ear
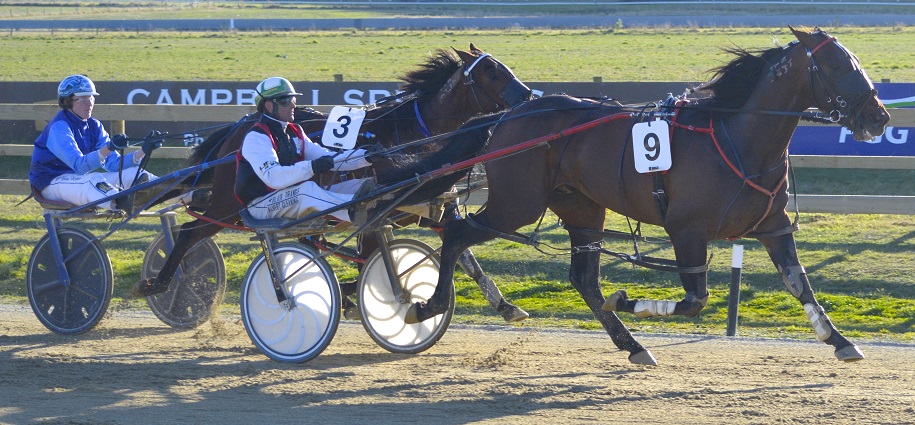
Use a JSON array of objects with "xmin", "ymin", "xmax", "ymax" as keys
[
  {"xmin": 469, "ymin": 43, "xmax": 483, "ymax": 54},
  {"xmin": 454, "ymin": 47, "xmax": 474, "ymax": 64},
  {"xmin": 790, "ymin": 25, "xmax": 816, "ymax": 47}
]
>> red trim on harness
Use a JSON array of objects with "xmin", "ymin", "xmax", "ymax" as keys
[
  {"xmin": 427, "ymin": 112, "xmax": 634, "ymax": 180},
  {"xmin": 232, "ymin": 152, "xmax": 246, "ymax": 206},
  {"xmin": 668, "ymin": 111, "xmax": 788, "ymax": 237},
  {"xmin": 184, "ymin": 205, "xmax": 251, "ymax": 231},
  {"xmin": 809, "ymin": 37, "xmax": 837, "ymax": 56}
]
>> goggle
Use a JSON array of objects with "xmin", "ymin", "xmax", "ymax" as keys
[{"xmin": 274, "ymin": 96, "xmax": 296, "ymax": 107}]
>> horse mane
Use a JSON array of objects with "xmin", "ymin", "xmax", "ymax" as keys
[
  {"xmin": 398, "ymin": 49, "xmax": 462, "ymax": 96},
  {"xmin": 692, "ymin": 43, "xmax": 792, "ymax": 110}
]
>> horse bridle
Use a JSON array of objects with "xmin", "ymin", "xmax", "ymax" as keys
[
  {"xmin": 461, "ymin": 53, "xmax": 532, "ymax": 109},
  {"xmin": 804, "ymin": 33, "xmax": 877, "ymax": 124}
]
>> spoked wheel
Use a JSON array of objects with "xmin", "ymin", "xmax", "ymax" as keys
[
  {"xmin": 142, "ymin": 232, "xmax": 226, "ymax": 328},
  {"xmin": 358, "ymin": 239, "xmax": 453, "ymax": 354},
  {"xmin": 241, "ymin": 243, "xmax": 341, "ymax": 363},
  {"xmin": 26, "ymin": 227, "xmax": 113, "ymax": 335}
]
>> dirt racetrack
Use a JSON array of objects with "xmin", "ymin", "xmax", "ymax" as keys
[{"xmin": 1, "ymin": 304, "xmax": 913, "ymax": 425}]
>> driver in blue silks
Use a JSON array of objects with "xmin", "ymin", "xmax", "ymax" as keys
[{"xmin": 28, "ymin": 74, "xmax": 161, "ymax": 212}]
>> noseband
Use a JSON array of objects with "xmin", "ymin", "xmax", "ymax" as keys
[
  {"xmin": 805, "ymin": 35, "xmax": 877, "ymax": 123},
  {"xmin": 462, "ymin": 53, "xmax": 532, "ymax": 109}
]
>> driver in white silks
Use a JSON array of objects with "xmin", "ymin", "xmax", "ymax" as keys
[{"xmin": 235, "ymin": 77, "xmax": 381, "ymax": 226}]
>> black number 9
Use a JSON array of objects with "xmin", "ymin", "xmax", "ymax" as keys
[
  {"xmin": 643, "ymin": 133, "xmax": 661, "ymax": 161},
  {"xmin": 333, "ymin": 115, "xmax": 352, "ymax": 138}
]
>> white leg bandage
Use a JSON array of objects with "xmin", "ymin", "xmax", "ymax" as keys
[
  {"xmin": 633, "ymin": 300, "xmax": 678, "ymax": 318},
  {"xmin": 804, "ymin": 303, "xmax": 833, "ymax": 341}
]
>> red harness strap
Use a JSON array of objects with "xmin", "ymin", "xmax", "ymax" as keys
[
  {"xmin": 809, "ymin": 37, "xmax": 838, "ymax": 55},
  {"xmin": 668, "ymin": 111, "xmax": 788, "ymax": 238},
  {"xmin": 183, "ymin": 206, "xmax": 252, "ymax": 231}
]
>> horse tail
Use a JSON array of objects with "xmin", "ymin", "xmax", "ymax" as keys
[{"xmin": 377, "ymin": 111, "xmax": 505, "ymax": 206}]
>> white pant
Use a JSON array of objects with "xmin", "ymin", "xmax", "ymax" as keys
[
  {"xmin": 247, "ymin": 178, "xmax": 368, "ymax": 223},
  {"xmin": 41, "ymin": 168, "xmax": 156, "ymax": 210}
]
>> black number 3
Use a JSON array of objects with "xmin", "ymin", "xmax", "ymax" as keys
[{"xmin": 333, "ymin": 115, "xmax": 352, "ymax": 138}]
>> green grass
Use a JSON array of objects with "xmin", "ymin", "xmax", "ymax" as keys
[
  {"xmin": 1, "ymin": 195, "xmax": 913, "ymax": 342},
  {"xmin": 1, "ymin": 28, "xmax": 914, "ymax": 83}
]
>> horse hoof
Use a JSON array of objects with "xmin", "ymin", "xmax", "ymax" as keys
[
  {"xmin": 132, "ymin": 278, "xmax": 168, "ymax": 297},
  {"xmin": 835, "ymin": 344, "xmax": 865, "ymax": 362},
  {"xmin": 343, "ymin": 306, "xmax": 361, "ymax": 321},
  {"xmin": 501, "ymin": 305, "xmax": 530, "ymax": 323},
  {"xmin": 628, "ymin": 349, "xmax": 658, "ymax": 366},
  {"xmin": 602, "ymin": 289, "xmax": 627, "ymax": 311}
]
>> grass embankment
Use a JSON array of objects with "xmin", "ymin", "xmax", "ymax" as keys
[{"xmin": 1, "ymin": 27, "xmax": 914, "ymax": 83}]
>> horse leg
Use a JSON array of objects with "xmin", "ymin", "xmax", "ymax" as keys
[
  {"xmin": 438, "ymin": 204, "xmax": 528, "ymax": 322},
  {"xmin": 405, "ymin": 218, "xmax": 496, "ymax": 324},
  {"xmin": 455, "ymin": 248, "xmax": 529, "ymax": 322},
  {"xmin": 132, "ymin": 218, "xmax": 223, "ymax": 297},
  {"xmin": 759, "ymin": 233, "xmax": 864, "ymax": 361},
  {"xmin": 569, "ymin": 231, "xmax": 657, "ymax": 365},
  {"xmin": 603, "ymin": 229, "xmax": 711, "ymax": 318},
  {"xmin": 551, "ymin": 192, "xmax": 655, "ymax": 365}
]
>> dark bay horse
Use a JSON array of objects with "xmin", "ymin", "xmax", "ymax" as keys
[
  {"xmin": 136, "ymin": 45, "xmax": 533, "ymax": 320},
  {"xmin": 407, "ymin": 27, "xmax": 890, "ymax": 365}
]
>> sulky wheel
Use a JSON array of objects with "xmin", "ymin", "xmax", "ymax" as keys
[
  {"xmin": 358, "ymin": 239, "xmax": 453, "ymax": 354},
  {"xmin": 142, "ymin": 232, "xmax": 226, "ymax": 328},
  {"xmin": 240, "ymin": 243, "xmax": 341, "ymax": 363},
  {"xmin": 26, "ymin": 227, "xmax": 113, "ymax": 335}
]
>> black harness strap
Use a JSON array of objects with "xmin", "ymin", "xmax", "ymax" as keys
[
  {"xmin": 651, "ymin": 172, "xmax": 669, "ymax": 220},
  {"xmin": 563, "ymin": 224, "xmax": 710, "ymax": 274},
  {"xmin": 464, "ymin": 213, "xmax": 539, "ymax": 247}
]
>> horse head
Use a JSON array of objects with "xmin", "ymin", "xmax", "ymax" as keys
[
  {"xmin": 791, "ymin": 26, "xmax": 890, "ymax": 141},
  {"xmin": 452, "ymin": 44, "xmax": 533, "ymax": 110}
]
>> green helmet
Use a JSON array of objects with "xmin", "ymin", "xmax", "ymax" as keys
[{"xmin": 254, "ymin": 77, "xmax": 302, "ymax": 106}]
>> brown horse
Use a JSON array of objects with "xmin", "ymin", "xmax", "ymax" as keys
[
  {"xmin": 136, "ymin": 45, "xmax": 533, "ymax": 320},
  {"xmin": 406, "ymin": 27, "xmax": 890, "ymax": 365}
]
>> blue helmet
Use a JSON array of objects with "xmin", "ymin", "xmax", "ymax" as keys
[{"xmin": 57, "ymin": 75, "xmax": 99, "ymax": 98}]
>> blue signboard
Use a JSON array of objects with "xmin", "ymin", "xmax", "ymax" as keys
[{"xmin": 788, "ymin": 83, "xmax": 914, "ymax": 156}]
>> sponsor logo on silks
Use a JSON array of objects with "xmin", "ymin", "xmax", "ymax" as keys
[
  {"xmin": 882, "ymin": 96, "xmax": 915, "ymax": 108},
  {"xmin": 95, "ymin": 181, "xmax": 114, "ymax": 193},
  {"xmin": 259, "ymin": 160, "xmax": 278, "ymax": 172}
]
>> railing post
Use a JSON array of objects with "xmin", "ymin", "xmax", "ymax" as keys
[
  {"xmin": 110, "ymin": 120, "xmax": 126, "ymax": 135},
  {"xmin": 726, "ymin": 244, "xmax": 744, "ymax": 337}
]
